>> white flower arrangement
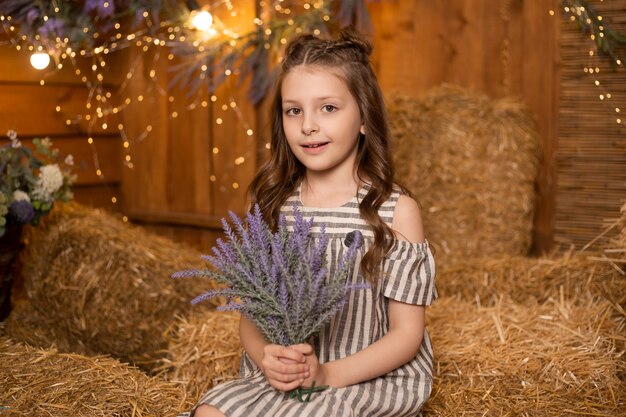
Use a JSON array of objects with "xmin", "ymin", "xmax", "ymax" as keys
[
  {"xmin": 0, "ymin": 131, "xmax": 75, "ymax": 237},
  {"xmin": 32, "ymin": 164, "xmax": 65, "ymax": 202}
]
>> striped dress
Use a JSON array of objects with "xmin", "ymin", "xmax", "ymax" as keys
[{"xmin": 187, "ymin": 184, "xmax": 437, "ymax": 417}]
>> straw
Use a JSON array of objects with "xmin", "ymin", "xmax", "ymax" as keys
[
  {"xmin": 423, "ymin": 296, "xmax": 626, "ymax": 416},
  {"xmin": 388, "ymin": 85, "xmax": 542, "ymax": 265},
  {"xmin": 0, "ymin": 336, "xmax": 189, "ymax": 416},
  {"xmin": 156, "ymin": 310, "xmax": 242, "ymax": 403},
  {"xmin": 4, "ymin": 202, "xmax": 219, "ymax": 370}
]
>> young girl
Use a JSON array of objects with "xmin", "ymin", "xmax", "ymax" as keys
[{"xmin": 189, "ymin": 28, "xmax": 437, "ymax": 417}]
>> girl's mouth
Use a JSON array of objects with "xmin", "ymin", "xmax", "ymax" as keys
[
  {"xmin": 302, "ymin": 142, "xmax": 330, "ymax": 148},
  {"xmin": 301, "ymin": 142, "xmax": 330, "ymax": 154}
]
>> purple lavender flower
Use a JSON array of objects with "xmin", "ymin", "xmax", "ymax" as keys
[
  {"xmin": 172, "ymin": 204, "xmax": 367, "ymax": 346},
  {"xmin": 132, "ymin": 8, "xmax": 146, "ymax": 29},
  {"xmin": 83, "ymin": 0, "xmax": 115, "ymax": 18},
  {"xmin": 26, "ymin": 8, "xmax": 40, "ymax": 26},
  {"xmin": 9, "ymin": 200, "xmax": 35, "ymax": 224},
  {"xmin": 38, "ymin": 18, "xmax": 65, "ymax": 40}
]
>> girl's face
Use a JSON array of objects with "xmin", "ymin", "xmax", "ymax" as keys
[{"xmin": 281, "ymin": 65, "xmax": 365, "ymax": 176}]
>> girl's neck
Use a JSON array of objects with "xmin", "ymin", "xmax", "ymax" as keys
[{"xmin": 300, "ymin": 170, "xmax": 361, "ymax": 208}]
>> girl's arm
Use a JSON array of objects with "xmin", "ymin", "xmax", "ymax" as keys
[
  {"xmin": 296, "ymin": 194, "xmax": 427, "ymax": 388},
  {"xmin": 239, "ymin": 315, "xmax": 310, "ymax": 391},
  {"xmin": 297, "ymin": 300, "xmax": 425, "ymax": 388}
]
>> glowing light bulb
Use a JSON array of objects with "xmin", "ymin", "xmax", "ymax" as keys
[
  {"xmin": 191, "ymin": 10, "xmax": 213, "ymax": 32},
  {"xmin": 30, "ymin": 52, "xmax": 50, "ymax": 70}
]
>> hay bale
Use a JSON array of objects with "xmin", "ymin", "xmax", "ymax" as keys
[
  {"xmin": 157, "ymin": 309, "xmax": 242, "ymax": 402},
  {"xmin": 437, "ymin": 250, "xmax": 626, "ymax": 310},
  {"xmin": 436, "ymin": 204, "xmax": 626, "ymax": 326},
  {"xmin": 4, "ymin": 202, "xmax": 218, "ymax": 370},
  {"xmin": 3, "ymin": 297, "xmax": 81, "ymax": 354},
  {"xmin": 388, "ymin": 85, "xmax": 542, "ymax": 263},
  {"xmin": 424, "ymin": 296, "xmax": 626, "ymax": 416},
  {"xmin": 0, "ymin": 336, "xmax": 189, "ymax": 416}
]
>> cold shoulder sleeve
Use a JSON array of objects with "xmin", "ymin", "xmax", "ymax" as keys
[{"xmin": 382, "ymin": 239, "xmax": 437, "ymax": 305}]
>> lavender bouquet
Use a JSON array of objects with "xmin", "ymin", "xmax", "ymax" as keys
[{"xmin": 173, "ymin": 204, "xmax": 366, "ymax": 348}]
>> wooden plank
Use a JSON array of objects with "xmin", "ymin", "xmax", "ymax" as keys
[
  {"xmin": 73, "ymin": 184, "xmax": 121, "ymax": 211},
  {"xmin": 66, "ymin": 136, "xmax": 123, "ymax": 185},
  {"xmin": 370, "ymin": 0, "xmax": 533, "ymax": 99},
  {"xmin": 0, "ymin": 44, "xmax": 127, "ymax": 86},
  {"xmin": 136, "ymin": 223, "xmax": 223, "ymax": 254},
  {"xmin": 210, "ymin": 1, "xmax": 258, "ymax": 217},
  {"xmin": 71, "ymin": 137, "xmax": 122, "ymax": 185},
  {"xmin": 522, "ymin": 0, "xmax": 561, "ymax": 255},
  {"xmin": 120, "ymin": 45, "xmax": 170, "ymax": 214},
  {"xmin": 165, "ymin": 74, "xmax": 213, "ymax": 215},
  {"xmin": 0, "ymin": 84, "xmax": 121, "ymax": 136},
  {"xmin": 0, "ymin": 136, "xmax": 122, "ymax": 185},
  {"xmin": 126, "ymin": 209, "xmax": 224, "ymax": 230},
  {"xmin": 210, "ymin": 78, "xmax": 257, "ymax": 217},
  {"xmin": 502, "ymin": 0, "xmax": 524, "ymax": 97},
  {"xmin": 369, "ymin": 0, "xmax": 449, "ymax": 95},
  {"xmin": 450, "ymin": 0, "xmax": 487, "ymax": 93}
]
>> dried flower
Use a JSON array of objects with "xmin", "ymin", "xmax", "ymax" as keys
[
  {"xmin": 0, "ymin": 194, "xmax": 8, "ymax": 221},
  {"xmin": 32, "ymin": 164, "xmax": 64, "ymax": 202},
  {"xmin": 1, "ymin": 134, "xmax": 74, "ymax": 237},
  {"xmin": 7, "ymin": 130, "xmax": 21, "ymax": 148},
  {"xmin": 173, "ymin": 204, "xmax": 367, "ymax": 346},
  {"xmin": 40, "ymin": 137, "xmax": 52, "ymax": 149},
  {"xmin": 9, "ymin": 200, "xmax": 35, "ymax": 224},
  {"xmin": 64, "ymin": 154, "xmax": 74, "ymax": 166},
  {"xmin": 13, "ymin": 190, "xmax": 30, "ymax": 202}
]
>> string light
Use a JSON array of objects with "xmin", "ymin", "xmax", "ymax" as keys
[
  {"xmin": 1, "ymin": 0, "xmax": 341, "ymax": 219},
  {"xmin": 190, "ymin": 10, "xmax": 214, "ymax": 33},
  {"xmin": 29, "ymin": 52, "xmax": 50, "ymax": 69}
]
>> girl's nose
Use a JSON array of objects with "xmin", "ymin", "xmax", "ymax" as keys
[{"xmin": 301, "ymin": 116, "xmax": 318, "ymax": 135}]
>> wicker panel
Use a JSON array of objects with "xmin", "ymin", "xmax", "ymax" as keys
[{"xmin": 555, "ymin": 0, "xmax": 626, "ymax": 248}]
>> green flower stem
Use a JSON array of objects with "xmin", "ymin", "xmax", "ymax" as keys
[{"xmin": 289, "ymin": 381, "xmax": 329, "ymax": 403}]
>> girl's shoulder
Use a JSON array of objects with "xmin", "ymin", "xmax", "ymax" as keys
[
  {"xmin": 376, "ymin": 184, "xmax": 412, "ymax": 211},
  {"xmin": 389, "ymin": 186, "xmax": 425, "ymax": 244}
]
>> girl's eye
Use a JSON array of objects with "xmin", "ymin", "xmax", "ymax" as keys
[
  {"xmin": 322, "ymin": 105, "xmax": 337, "ymax": 113},
  {"xmin": 285, "ymin": 108, "xmax": 301, "ymax": 116}
]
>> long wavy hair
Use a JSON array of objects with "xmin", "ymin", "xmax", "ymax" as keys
[{"xmin": 248, "ymin": 28, "xmax": 404, "ymax": 283}]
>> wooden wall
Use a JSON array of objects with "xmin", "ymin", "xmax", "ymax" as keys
[
  {"xmin": 3, "ymin": 1, "xmax": 620, "ymax": 256},
  {"xmin": 0, "ymin": 38, "xmax": 123, "ymax": 213},
  {"xmin": 120, "ymin": 1, "xmax": 259, "ymax": 248}
]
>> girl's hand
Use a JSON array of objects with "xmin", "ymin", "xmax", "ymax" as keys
[
  {"xmin": 290, "ymin": 343, "xmax": 329, "ymax": 388},
  {"xmin": 261, "ymin": 344, "xmax": 310, "ymax": 392}
]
